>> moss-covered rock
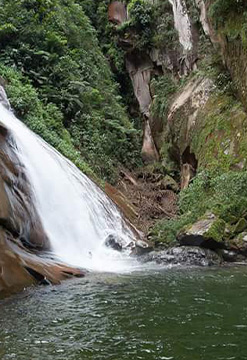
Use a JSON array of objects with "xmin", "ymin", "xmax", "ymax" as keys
[
  {"xmin": 166, "ymin": 75, "xmax": 247, "ymax": 174},
  {"xmin": 177, "ymin": 213, "xmax": 226, "ymax": 249},
  {"xmin": 230, "ymin": 232, "xmax": 247, "ymax": 255},
  {"xmin": 232, "ymin": 218, "xmax": 247, "ymax": 234},
  {"xmin": 208, "ymin": 1, "xmax": 247, "ymax": 110}
]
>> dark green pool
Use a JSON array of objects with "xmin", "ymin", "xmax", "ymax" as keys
[{"xmin": 1, "ymin": 266, "xmax": 247, "ymax": 360}]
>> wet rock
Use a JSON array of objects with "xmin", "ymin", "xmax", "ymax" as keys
[
  {"xmin": 105, "ymin": 182, "xmax": 138, "ymax": 224},
  {"xmin": 0, "ymin": 228, "xmax": 85, "ymax": 298},
  {"xmin": 105, "ymin": 234, "xmax": 153, "ymax": 256},
  {"xmin": 177, "ymin": 213, "xmax": 226, "ymax": 250},
  {"xmin": 0, "ymin": 122, "xmax": 49, "ymax": 251},
  {"xmin": 230, "ymin": 232, "xmax": 247, "ymax": 256},
  {"xmin": 219, "ymin": 249, "xmax": 245, "ymax": 263},
  {"xmin": 105, "ymin": 234, "xmax": 123, "ymax": 252},
  {"xmin": 0, "ymin": 85, "xmax": 11, "ymax": 110},
  {"xmin": 0, "ymin": 118, "xmax": 87, "ymax": 297},
  {"xmin": 141, "ymin": 246, "xmax": 221, "ymax": 266},
  {"xmin": 131, "ymin": 239, "xmax": 154, "ymax": 256}
]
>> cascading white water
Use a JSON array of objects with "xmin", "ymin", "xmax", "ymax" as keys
[
  {"xmin": 0, "ymin": 99, "xmax": 141, "ymax": 272},
  {"xmin": 168, "ymin": 0, "xmax": 193, "ymax": 51}
]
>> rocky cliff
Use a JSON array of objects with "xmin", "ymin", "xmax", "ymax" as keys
[
  {"xmin": 102, "ymin": 0, "xmax": 247, "ymax": 261},
  {"xmin": 1, "ymin": 0, "xmax": 247, "ymax": 297}
]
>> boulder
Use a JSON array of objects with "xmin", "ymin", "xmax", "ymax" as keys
[
  {"xmin": 141, "ymin": 246, "xmax": 221, "ymax": 267},
  {"xmin": 130, "ymin": 239, "xmax": 154, "ymax": 256},
  {"xmin": 104, "ymin": 234, "xmax": 153, "ymax": 256},
  {"xmin": 219, "ymin": 249, "xmax": 245, "ymax": 263},
  {"xmin": 177, "ymin": 213, "xmax": 226, "ymax": 250},
  {"xmin": 229, "ymin": 232, "xmax": 247, "ymax": 256},
  {"xmin": 105, "ymin": 234, "xmax": 123, "ymax": 252},
  {"xmin": 0, "ymin": 228, "xmax": 85, "ymax": 298},
  {"xmin": 232, "ymin": 218, "xmax": 247, "ymax": 234},
  {"xmin": 159, "ymin": 175, "xmax": 179, "ymax": 192}
]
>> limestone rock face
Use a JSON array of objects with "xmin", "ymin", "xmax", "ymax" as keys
[
  {"xmin": 142, "ymin": 119, "xmax": 160, "ymax": 163},
  {"xmin": 108, "ymin": 1, "xmax": 127, "ymax": 25},
  {"xmin": 216, "ymin": 34, "xmax": 247, "ymax": 111},
  {"xmin": 126, "ymin": 52, "xmax": 153, "ymax": 118},
  {"xmin": 126, "ymin": 52, "xmax": 159, "ymax": 163},
  {"xmin": 198, "ymin": 1, "xmax": 247, "ymax": 110},
  {"xmin": 166, "ymin": 72, "xmax": 247, "ymax": 181},
  {"xmin": 168, "ymin": 77, "xmax": 215, "ymax": 152},
  {"xmin": 168, "ymin": 0, "xmax": 193, "ymax": 52},
  {"xmin": 195, "ymin": 0, "xmax": 218, "ymax": 42}
]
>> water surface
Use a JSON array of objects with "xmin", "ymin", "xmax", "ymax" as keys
[{"xmin": 1, "ymin": 266, "xmax": 247, "ymax": 360}]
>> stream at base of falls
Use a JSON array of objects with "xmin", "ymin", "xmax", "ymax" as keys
[{"xmin": 1, "ymin": 266, "xmax": 247, "ymax": 360}]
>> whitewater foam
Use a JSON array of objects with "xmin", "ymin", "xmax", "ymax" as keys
[{"xmin": 0, "ymin": 100, "xmax": 140, "ymax": 272}]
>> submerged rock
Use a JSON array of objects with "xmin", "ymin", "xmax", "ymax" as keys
[{"xmin": 141, "ymin": 246, "xmax": 221, "ymax": 267}]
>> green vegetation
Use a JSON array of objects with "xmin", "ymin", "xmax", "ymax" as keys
[
  {"xmin": 209, "ymin": 0, "xmax": 247, "ymax": 28},
  {"xmin": 0, "ymin": 0, "xmax": 140, "ymax": 182},
  {"xmin": 152, "ymin": 0, "xmax": 179, "ymax": 49},
  {"xmin": 0, "ymin": 64, "xmax": 96, "ymax": 178},
  {"xmin": 151, "ymin": 170, "xmax": 247, "ymax": 245},
  {"xmin": 191, "ymin": 93, "xmax": 247, "ymax": 172},
  {"xmin": 151, "ymin": 75, "xmax": 177, "ymax": 121},
  {"xmin": 126, "ymin": 0, "xmax": 154, "ymax": 49},
  {"xmin": 209, "ymin": 0, "xmax": 247, "ymax": 48},
  {"xmin": 1, "ymin": 0, "xmax": 247, "ymax": 251}
]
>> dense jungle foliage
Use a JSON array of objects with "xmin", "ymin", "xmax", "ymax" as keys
[
  {"xmin": 1, "ymin": 0, "xmax": 247, "ymax": 247},
  {"xmin": 0, "ymin": 0, "xmax": 141, "ymax": 182}
]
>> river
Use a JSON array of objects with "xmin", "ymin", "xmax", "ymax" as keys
[{"xmin": 1, "ymin": 266, "xmax": 247, "ymax": 360}]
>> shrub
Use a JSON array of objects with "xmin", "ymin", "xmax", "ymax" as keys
[
  {"xmin": 0, "ymin": 0, "xmax": 140, "ymax": 182},
  {"xmin": 0, "ymin": 64, "xmax": 96, "ymax": 179},
  {"xmin": 151, "ymin": 170, "xmax": 247, "ymax": 244}
]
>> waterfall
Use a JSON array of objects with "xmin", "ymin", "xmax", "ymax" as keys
[
  {"xmin": 0, "ymin": 99, "xmax": 139, "ymax": 272},
  {"xmin": 168, "ymin": 0, "xmax": 193, "ymax": 51}
]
